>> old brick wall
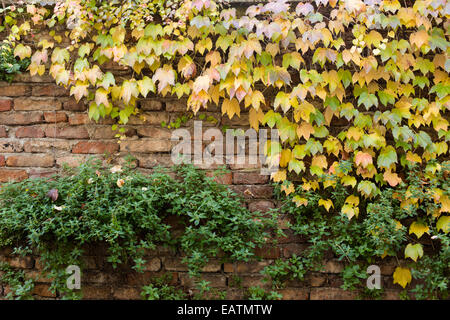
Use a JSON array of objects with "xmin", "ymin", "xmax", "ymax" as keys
[{"xmin": 0, "ymin": 73, "xmax": 406, "ymax": 300}]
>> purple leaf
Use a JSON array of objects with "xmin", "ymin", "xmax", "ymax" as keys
[{"xmin": 47, "ymin": 189, "xmax": 59, "ymax": 202}]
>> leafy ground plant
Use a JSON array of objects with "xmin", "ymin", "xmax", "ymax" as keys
[{"xmin": 0, "ymin": 159, "xmax": 277, "ymax": 299}]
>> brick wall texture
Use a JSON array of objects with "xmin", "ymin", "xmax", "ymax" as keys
[{"xmin": 0, "ymin": 72, "xmax": 408, "ymax": 300}]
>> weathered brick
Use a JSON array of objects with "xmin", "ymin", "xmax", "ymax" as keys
[
  {"xmin": 0, "ymin": 141, "xmax": 22, "ymax": 152},
  {"xmin": 206, "ymin": 171, "xmax": 233, "ymax": 185},
  {"xmin": 282, "ymin": 243, "xmax": 308, "ymax": 258},
  {"xmin": 180, "ymin": 273, "xmax": 226, "ymax": 288},
  {"xmin": 279, "ymin": 288, "xmax": 309, "ymax": 300},
  {"xmin": 33, "ymin": 284, "xmax": 56, "ymax": 298},
  {"xmin": 0, "ymin": 126, "xmax": 7, "ymax": 138},
  {"xmin": 224, "ymin": 261, "xmax": 270, "ymax": 273},
  {"xmin": 112, "ymin": 286, "xmax": 141, "ymax": 300},
  {"xmin": 0, "ymin": 99, "xmax": 12, "ymax": 112},
  {"xmin": 136, "ymin": 127, "xmax": 171, "ymax": 139},
  {"xmin": 0, "ymin": 112, "xmax": 43, "ymax": 125},
  {"xmin": 68, "ymin": 113, "xmax": 89, "ymax": 125},
  {"xmin": 255, "ymin": 246, "xmax": 281, "ymax": 259},
  {"xmin": 82, "ymin": 286, "xmax": 112, "ymax": 300},
  {"xmin": 119, "ymin": 139, "xmax": 172, "ymax": 153},
  {"xmin": 72, "ymin": 141, "xmax": 119, "ymax": 154},
  {"xmin": 239, "ymin": 275, "xmax": 268, "ymax": 288},
  {"xmin": 14, "ymin": 98, "xmax": 62, "ymax": 111},
  {"xmin": 0, "ymin": 156, "xmax": 4, "ymax": 167},
  {"xmin": 43, "ymin": 112, "xmax": 67, "ymax": 123},
  {"xmin": 310, "ymin": 288, "xmax": 358, "ymax": 300},
  {"xmin": 15, "ymin": 126, "xmax": 45, "ymax": 138},
  {"xmin": 0, "ymin": 85, "xmax": 30, "ymax": 96},
  {"xmin": 163, "ymin": 257, "xmax": 189, "ymax": 272},
  {"xmin": 144, "ymin": 257, "xmax": 162, "ymax": 272},
  {"xmin": 7, "ymin": 256, "xmax": 34, "ymax": 269},
  {"xmin": 56, "ymin": 155, "xmax": 86, "ymax": 168},
  {"xmin": 321, "ymin": 260, "xmax": 344, "ymax": 274},
  {"xmin": 308, "ymin": 273, "xmax": 326, "ymax": 287},
  {"xmin": 248, "ymin": 200, "xmax": 275, "ymax": 213},
  {"xmin": 201, "ymin": 260, "xmax": 222, "ymax": 272},
  {"xmin": 166, "ymin": 100, "xmax": 187, "ymax": 112},
  {"xmin": 32, "ymin": 85, "xmax": 69, "ymax": 97},
  {"xmin": 6, "ymin": 154, "xmax": 54, "ymax": 167},
  {"xmin": 0, "ymin": 169, "xmax": 28, "ymax": 182},
  {"xmin": 24, "ymin": 140, "xmax": 71, "ymax": 153},
  {"xmin": 233, "ymin": 171, "xmax": 269, "ymax": 184},
  {"xmin": 229, "ymin": 185, "xmax": 274, "ymax": 199},
  {"xmin": 140, "ymin": 100, "xmax": 163, "ymax": 111},
  {"xmin": 136, "ymin": 154, "xmax": 173, "ymax": 168},
  {"xmin": 45, "ymin": 126, "xmax": 89, "ymax": 139},
  {"xmin": 63, "ymin": 99, "xmax": 86, "ymax": 111},
  {"xmin": 127, "ymin": 112, "xmax": 169, "ymax": 125}
]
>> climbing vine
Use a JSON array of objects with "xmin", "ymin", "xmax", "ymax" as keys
[{"xmin": 0, "ymin": 0, "xmax": 449, "ymax": 292}]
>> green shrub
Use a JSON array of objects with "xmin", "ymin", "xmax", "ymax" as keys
[
  {"xmin": 0, "ymin": 42, "xmax": 30, "ymax": 83},
  {"xmin": 0, "ymin": 159, "xmax": 278, "ymax": 299}
]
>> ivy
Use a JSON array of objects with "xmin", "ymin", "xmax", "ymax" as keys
[{"xmin": 0, "ymin": 0, "xmax": 449, "ymax": 293}]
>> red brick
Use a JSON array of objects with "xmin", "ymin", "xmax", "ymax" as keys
[
  {"xmin": 136, "ymin": 127, "xmax": 171, "ymax": 139},
  {"xmin": 72, "ymin": 141, "xmax": 119, "ymax": 154},
  {"xmin": 6, "ymin": 155, "xmax": 54, "ymax": 167},
  {"xmin": 248, "ymin": 200, "xmax": 275, "ymax": 213},
  {"xmin": 0, "ymin": 112, "xmax": 43, "ymax": 125},
  {"xmin": 43, "ymin": 112, "xmax": 67, "ymax": 123},
  {"xmin": 310, "ymin": 288, "xmax": 357, "ymax": 300},
  {"xmin": 119, "ymin": 139, "xmax": 172, "ymax": 153},
  {"xmin": 112, "ymin": 287, "xmax": 141, "ymax": 300},
  {"xmin": 0, "ymin": 99, "xmax": 12, "ymax": 112},
  {"xmin": 0, "ymin": 126, "xmax": 7, "ymax": 138},
  {"xmin": 233, "ymin": 171, "xmax": 269, "ymax": 184},
  {"xmin": 0, "ymin": 85, "xmax": 30, "ymax": 96},
  {"xmin": 136, "ymin": 154, "xmax": 173, "ymax": 168},
  {"xmin": 56, "ymin": 155, "xmax": 86, "ymax": 168},
  {"xmin": 68, "ymin": 113, "xmax": 89, "ymax": 125},
  {"xmin": 0, "ymin": 156, "xmax": 4, "ymax": 167},
  {"xmin": 63, "ymin": 99, "xmax": 86, "ymax": 111},
  {"xmin": 140, "ymin": 100, "xmax": 163, "ymax": 111},
  {"xmin": 33, "ymin": 284, "xmax": 56, "ymax": 298},
  {"xmin": 15, "ymin": 126, "xmax": 45, "ymax": 138},
  {"xmin": 14, "ymin": 98, "xmax": 62, "ymax": 111},
  {"xmin": 206, "ymin": 171, "xmax": 233, "ymax": 184},
  {"xmin": 279, "ymin": 288, "xmax": 309, "ymax": 300},
  {"xmin": 32, "ymin": 85, "xmax": 69, "ymax": 97},
  {"xmin": 45, "ymin": 126, "xmax": 89, "ymax": 139},
  {"xmin": 309, "ymin": 273, "xmax": 326, "ymax": 287},
  {"xmin": 239, "ymin": 275, "xmax": 268, "ymax": 288}
]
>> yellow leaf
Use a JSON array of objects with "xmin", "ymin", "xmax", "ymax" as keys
[
  {"xmin": 271, "ymin": 170, "xmax": 286, "ymax": 183},
  {"xmin": 409, "ymin": 221, "xmax": 429, "ymax": 239},
  {"xmin": 297, "ymin": 122, "xmax": 315, "ymax": 140},
  {"xmin": 405, "ymin": 243, "xmax": 423, "ymax": 262},
  {"xmin": 342, "ymin": 204, "xmax": 359, "ymax": 219},
  {"xmin": 383, "ymin": 170, "xmax": 402, "ymax": 187},
  {"xmin": 249, "ymin": 107, "xmax": 264, "ymax": 131},
  {"xmin": 293, "ymin": 196, "xmax": 308, "ymax": 207},
  {"xmin": 311, "ymin": 155, "xmax": 327, "ymax": 169},
  {"xmin": 280, "ymin": 149, "xmax": 292, "ymax": 168},
  {"xmin": 319, "ymin": 199, "xmax": 334, "ymax": 212},
  {"xmin": 436, "ymin": 216, "xmax": 450, "ymax": 233},
  {"xmin": 393, "ymin": 267, "xmax": 412, "ymax": 289},
  {"xmin": 222, "ymin": 98, "xmax": 241, "ymax": 119},
  {"xmin": 439, "ymin": 195, "xmax": 450, "ymax": 213},
  {"xmin": 345, "ymin": 195, "xmax": 360, "ymax": 207},
  {"xmin": 281, "ymin": 182, "xmax": 295, "ymax": 196}
]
